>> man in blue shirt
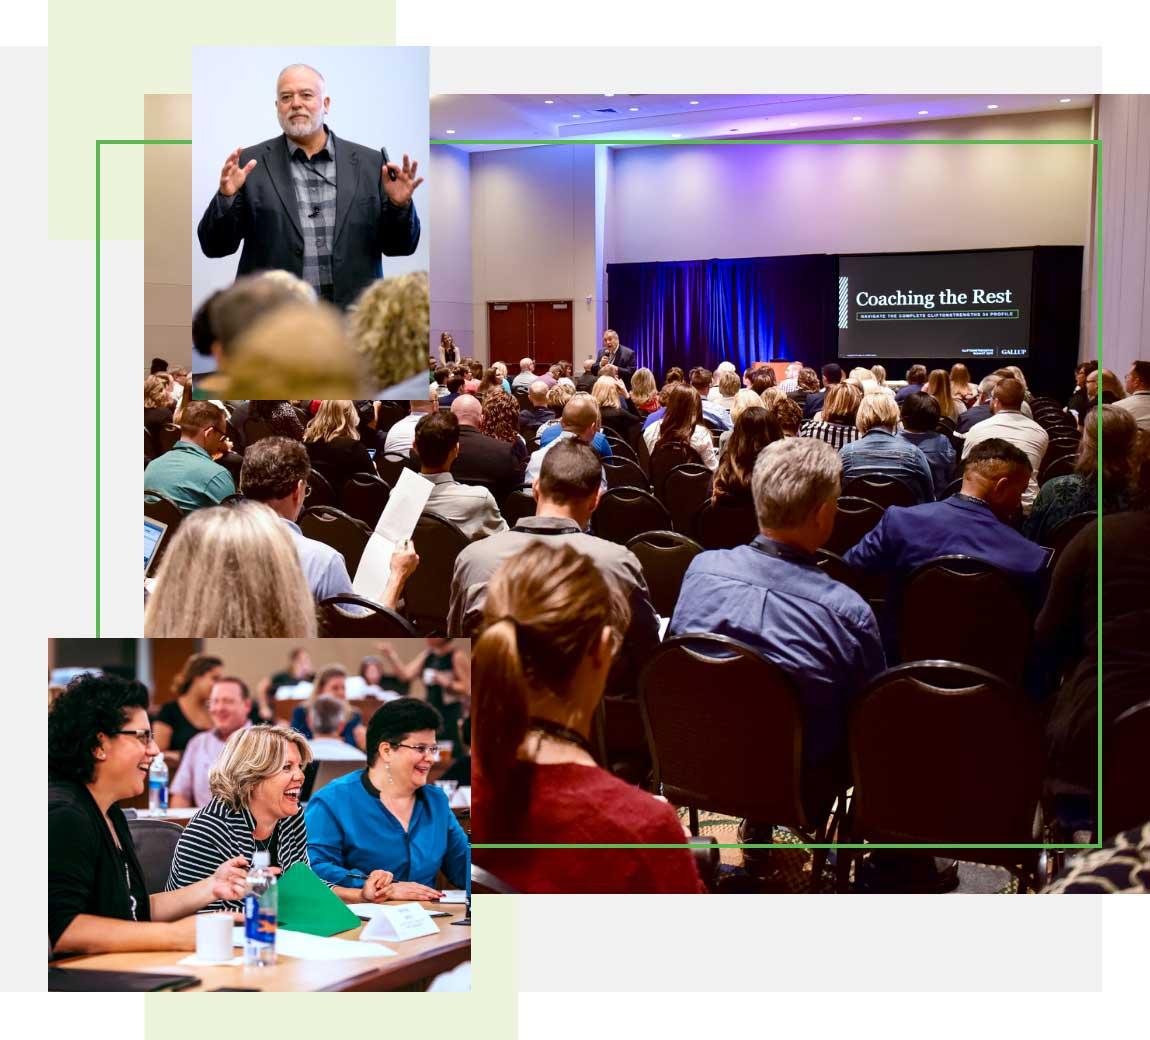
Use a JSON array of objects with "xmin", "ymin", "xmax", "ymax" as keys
[
  {"xmin": 894, "ymin": 364, "xmax": 928, "ymax": 403},
  {"xmin": 143, "ymin": 401, "xmax": 236, "ymax": 512},
  {"xmin": 669, "ymin": 437, "xmax": 885, "ymax": 806},
  {"xmin": 896, "ymin": 391, "xmax": 956, "ymax": 498},
  {"xmin": 840, "ymin": 393, "xmax": 935, "ymax": 503}
]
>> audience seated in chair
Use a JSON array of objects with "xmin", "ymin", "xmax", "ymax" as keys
[
  {"xmin": 840, "ymin": 393, "xmax": 935, "ymax": 504},
  {"xmin": 449, "ymin": 394, "xmax": 527, "ymax": 501},
  {"xmin": 302, "ymin": 400, "xmax": 375, "ymax": 494},
  {"xmin": 143, "ymin": 401, "xmax": 236, "ymax": 514},
  {"xmin": 525, "ymin": 395, "xmax": 610, "ymax": 491},
  {"xmin": 170, "ymin": 676, "xmax": 254, "ymax": 808},
  {"xmin": 383, "ymin": 390, "xmax": 436, "ymax": 457},
  {"xmin": 897, "ymin": 392, "xmax": 955, "ymax": 499},
  {"xmin": 961, "ymin": 378, "xmax": 1049, "ymax": 514}
]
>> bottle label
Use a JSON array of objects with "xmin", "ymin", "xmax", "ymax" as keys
[{"xmin": 244, "ymin": 895, "xmax": 276, "ymax": 944}]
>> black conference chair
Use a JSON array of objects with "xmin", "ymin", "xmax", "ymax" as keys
[
  {"xmin": 604, "ymin": 435, "xmax": 640, "ymax": 465},
  {"xmin": 1044, "ymin": 511, "xmax": 1097, "ymax": 571},
  {"xmin": 898, "ymin": 555, "xmax": 1033, "ymax": 685},
  {"xmin": 825, "ymin": 496, "xmax": 885, "ymax": 556},
  {"xmin": 376, "ymin": 450, "xmax": 414, "ymax": 488},
  {"xmin": 143, "ymin": 428, "xmax": 156, "ymax": 468},
  {"xmin": 841, "ymin": 474, "xmax": 918, "ymax": 510},
  {"xmin": 694, "ymin": 498, "xmax": 758, "ymax": 550},
  {"xmin": 814, "ymin": 548, "xmax": 872, "ymax": 602},
  {"xmin": 126, "ymin": 819, "xmax": 184, "ymax": 894},
  {"xmin": 625, "ymin": 530, "xmax": 703, "ymax": 618},
  {"xmin": 298, "ymin": 505, "xmax": 372, "ymax": 576},
  {"xmin": 242, "ymin": 419, "xmax": 274, "ymax": 447},
  {"xmin": 375, "ymin": 400, "xmax": 409, "ymax": 434},
  {"xmin": 1039, "ymin": 453, "xmax": 1078, "ymax": 485},
  {"xmin": 317, "ymin": 595, "xmax": 418, "ymax": 637},
  {"xmin": 661, "ymin": 463, "xmax": 713, "ymax": 536},
  {"xmin": 590, "ymin": 486, "xmax": 672, "ymax": 545},
  {"xmin": 306, "ymin": 469, "xmax": 338, "ymax": 509},
  {"xmin": 406, "ymin": 511, "xmax": 470, "ymax": 634},
  {"xmin": 158, "ymin": 423, "xmax": 181, "ymax": 454},
  {"xmin": 339, "ymin": 471, "xmax": 391, "ymax": 529},
  {"xmin": 939, "ymin": 477, "xmax": 964, "ymax": 500},
  {"xmin": 838, "ymin": 661, "xmax": 1045, "ymax": 892},
  {"xmin": 648, "ymin": 441, "xmax": 702, "ymax": 500},
  {"xmin": 602, "ymin": 455, "xmax": 651, "ymax": 491},
  {"xmin": 1104, "ymin": 699, "xmax": 1150, "ymax": 838},
  {"xmin": 500, "ymin": 487, "xmax": 537, "ymax": 527}
]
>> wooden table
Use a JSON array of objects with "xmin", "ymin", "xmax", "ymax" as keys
[{"xmin": 51, "ymin": 904, "xmax": 470, "ymax": 992}]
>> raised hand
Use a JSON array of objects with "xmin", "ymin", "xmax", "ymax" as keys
[
  {"xmin": 219, "ymin": 147, "xmax": 257, "ymax": 197},
  {"xmin": 381, "ymin": 153, "xmax": 424, "ymax": 208}
]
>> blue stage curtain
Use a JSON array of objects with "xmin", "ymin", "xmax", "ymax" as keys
[{"xmin": 606, "ymin": 254, "xmax": 838, "ymax": 377}]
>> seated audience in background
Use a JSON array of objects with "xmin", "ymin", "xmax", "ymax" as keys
[
  {"xmin": 803, "ymin": 362, "xmax": 843, "ymax": 419},
  {"xmin": 170, "ymin": 676, "xmax": 253, "ymax": 808},
  {"xmin": 789, "ymin": 367, "xmax": 820, "ymax": 413},
  {"xmin": 895, "ymin": 364, "xmax": 929, "ymax": 403},
  {"xmin": 472, "ymin": 542, "xmax": 703, "ymax": 893},
  {"xmin": 777, "ymin": 362, "xmax": 802, "ymax": 395},
  {"xmin": 898, "ymin": 392, "xmax": 956, "ymax": 497},
  {"xmin": 575, "ymin": 357, "xmax": 598, "ymax": 393},
  {"xmin": 240, "ymin": 437, "xmax": 418, "ymax": 606},
  {"xmin": 512, "ymin": 357, "xmax": 537, "ymax": 389},
  {"xmin": 960, "ymin": 377, "xmax": 1048, "ymax": 514},
  {"xmin": 383, "ymin": 391, "xmax": 436, "ymax": 457},
  {"xmin": 706, "ymin": 361, "xmax": 738, "ymax": 402},
  {"xmin": 712, "ymin": 407, "xmax": 783, "ymax": 508},
  {"xmin": 644, "ymin": 384, "xmax": 718, "ymax": 472},
  {"xmin": 451, "ymin": 438, "xmax": 659, "ymax": 693},
  {"xmin": 764, "ymin": 394, "xmax": 804, "ymax": 438},
  {"xmin": 800, "ymin": 382, "xmax": 862, "ymax": 449},
  {"xmin": 248, "ymin": 399, "xmax": 306, "ymax": 441},
  {"xmin": 144, "ymin": 501, "xmax": 317, "ymax": 637},
  {"xmin": 415, "ymin": 411, "xmax": 508, "ymax": 541},
  {"xmin": 441, "ymin": 371, "xmax": 466, "ymax": 407},
  {"xmin": 528, "ymin": 396, "xmax": 610, "ymax": 487},
  {"xmin": 718, "ymin": 389, "xmax": 766, "ymax": 454},
  {"xmin": 1114, "ymin": 360, "xmax": 1150, "ymax": 429},
  {"xmin": 670, "ymin": 438, "xmax": 885, "ymax": 812},
  {"xmin": 308, "ymin": 695, "xmax": 368, "ymax": 762},
  {"xmin": 949, "ymin": 363, "xmax": 978, "ymax": 408},
  {"xmin": 869, "ymin": 364, "xmax": 889, "ymax": 390},
  {"xmin": 840, "ymin": 393, "xmax": 935, "ymax": 504},
  {"xmin": 49, "ymin": 675, "xmax": 253, "ymax": 955},
  {"xmin": 712, "ymin": 368, "xmax": 743, "ymax": 412},
  {"xmin": 480, "ymin": 389, "xmax": 530, "ymax": 470},
  {"xmin": 303, "ymin": 400, "xmax": 375, "ymax": 493},
  {"xmin": 592, "ymin": 375, "xmax": 643, "ymax": 445},
  {"xmin": 1067, "ymin": 360, "xmax": 1098, "ymax": 418},
  {"xmin": 348, "ymin": 271, "xmax": 430, "ymax": 398},
  {"xmin": 927, "ymin": 368, "xmax": 965, "ymax": 421},
  {"xmin": 450, "ymin": 394, "xmax": 527, "ymax": 502},
  {"xmin": 144, "ymin": 374, "xmax": 176, "ymax": 442},
  {"xmin": 167, "ymin": 726, "xmax": 389, "ymax": 909},
  {"xmin": 153, "ymin": 654, "xmax": 222, "ymax": 751},
  {"xmin": 359, "ymin": 653, "xmax": 410, "ymax": 699},
  {"xmin": 492, "ymin": 360, "xmax": 511, "ymax": 393},
  {"xmin": 1023, "ymin": 404, "xmax": 1136, "ymax": 544},
  {"xmin": 144, "ymin": 401, "xmax": 236, "ymax": 513},
  {"xmin": 849, "ymin": 366, "xmax": 894, "ymax": 401},
  {"xmin": 1086, "ymin": 366, "xmax": 1125, "ymax": 408},
  {"xmin": 307, "ymin": 698, "xmax": 469, "ymax": 899},
  {"xmin": 519, "ymin": 380, "xmax": 556, "ymax": 435},
  {"xmin": 377, "ymin": 638, "xmax": 471, "ymax": 743},
  {"xmin": 748, "ymin": 367, "xmax": 775, "ymax": 395},
  {"xmin": 687, "ymin": 368, "xmax": 734, "ymax": 431},
  {"xmin": 956, "ymin": 373, "xmax": 1002, "ymax": 434},
  {"xmin": 630, "ymin": 367, "xmax": 660, "ymax": 415},
  {"xmin": 290, "ymin": 665, "xmax": 364, "ymax": 747},
  {"xmin": 541, "ymin": 381, "xmax": 576, "ymax": 431},
  {"xmin": 432, "ymin": 366, "xmax": 451, "ymax": 399},
  {"xmin": 476, "ymin": 367, "xmax": 505, "ymax": 399}
]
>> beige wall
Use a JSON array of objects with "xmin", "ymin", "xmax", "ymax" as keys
[
  {"xmin": 430, "ymin": 144, "xmax": 475, "ymax": 361},
  {"xmin": 144, "ymin": 94, "xmax": 192, "ymax": 375}
]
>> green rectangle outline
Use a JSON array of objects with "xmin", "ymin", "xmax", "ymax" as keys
[{"xmin": 102, "ymin": 134, "xmax": 1103, "ymax": 851}]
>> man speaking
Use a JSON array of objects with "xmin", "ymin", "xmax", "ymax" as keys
[
  {"xmin": 593, "ymin": 329, "xmax": 636, "ymax": 386},
  {"xmin": 197, "ymin": 64, "xmax": 423, "ymax": 308}
]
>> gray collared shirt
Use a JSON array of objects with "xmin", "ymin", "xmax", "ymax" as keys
[
  {"xmin": 285, "ymin": 128, "xmax": 337, "ymax": 299},
  {"xmin": 420, "ymin": 472, "xmax": 508, "ymax": 542}
]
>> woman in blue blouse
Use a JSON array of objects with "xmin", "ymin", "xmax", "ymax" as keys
[{"xmin": 305, "ymin": 699, "xmax": 470, "ymax": 901}]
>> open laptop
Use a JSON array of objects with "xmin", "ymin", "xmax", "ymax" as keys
[{"xmin": 144, "ymin": 516, "xmax": 167, "ymax": 575}]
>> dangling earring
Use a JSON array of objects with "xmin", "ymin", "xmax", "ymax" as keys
[{"xmin": 385, "ymin": 760, "xmax": 393, "ymax": 784}]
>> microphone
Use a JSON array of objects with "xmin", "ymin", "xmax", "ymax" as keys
[{"xmin": 381, "ymin": 145, "xmax": 398, "ymax": 181}]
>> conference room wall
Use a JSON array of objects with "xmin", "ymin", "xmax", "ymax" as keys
[
  {"xmin": 431, "ymin": 143, "xmax": 475, "ymax": 360},
  {"xmin": 144, "ymin": 94, "xmax": 192, "ymax": 376},
  {"xmin": 605, "ymin": 108, "xmax": 1093, "ymax": 265}
]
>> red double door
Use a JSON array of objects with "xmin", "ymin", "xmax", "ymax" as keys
[{"xmin": 487, "ymin": 300, "xmax": 573, "ymax": 371}]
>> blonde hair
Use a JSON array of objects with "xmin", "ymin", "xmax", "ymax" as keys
[
  {"xmin": 209, "ymin": 724, "xmax": 312, "ymax": 810},
  {"xmin": 349, "ymin": 271, "xmax": 430, "ymax": 392},
  {"xmin": 927, "ymin": 369, "xmax": 959, "ymax": 421},
  {"xmin": 823, "ymin": 382, "xmax": 861, "ymax": 424},
  {"xmin": 254, "ymin": 269, "xmax": 318, "ymax": 304},
  {"xmin": 759, "ymin": 386, "xmax": 787, "ymax": 408},
  {"xmin": 304, "ymin": 400, "xmax": 360, "ymax": 443},
  {"xmin": 228, "ymin": 303, "xmax": 364, "ymax": 399},
  {"xmin": 730, "ymin": 388, "xmax": 764, "ymax": 424},
  {"xmin": 719, "ymin": 370, "xmax": 741, "ymax": 397},
  {"xmin": 949, "ymin": 363, "xmax": 972, "ymax": 393},
  {"xmin": 547, "ymin": 382, "xmax": 574, "ymax": 411},
  {"xmin": 856, "ymin": 392, "xmax": 900, "ymax": 433},
  {"xmin": 144, "ymin": 375, "xmax": 173, "ymax": 409},
  {"xmin": 871, "ymin": 365, "xmax": 887, "ymax": 385},
  {"xmin": 630, "ymin": 368, "xmax": 657, "ymax": 407},
  {"xmin": 591, "ymin": 376, "xmax": 621, "ymax": 410},
  {"xmin": 144, "ymin": 502, "xmax": 317, "ymax": 637}
]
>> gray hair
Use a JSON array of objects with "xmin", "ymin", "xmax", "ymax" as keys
[
  {"xmin": 277, "ymin": 64, "xmax": 326, "ymax": 93},
  {"xmin": 978, "ymin": 373, "xmax": 1002, "ymax": 402},
  {"xmin": 751, "ymin": 438, "xmax": 841, "ymax": 530},
  {"xmin": 309, "ymin": 694, "xmax": 347, "ymax": 737}
]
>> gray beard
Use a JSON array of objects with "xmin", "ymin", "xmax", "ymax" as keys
[{"xmin": 281, "ymin": 115, "xmax": 323, "ymax": 140}]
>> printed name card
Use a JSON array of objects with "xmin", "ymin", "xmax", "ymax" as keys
[{"xmin": 361, "ymin": 903, "xmax": 440, "ymax": 943}]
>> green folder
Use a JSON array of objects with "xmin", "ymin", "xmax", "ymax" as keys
[{"xmin": 275, "ymin": 863, "xmax": 361, "ymax": 937}]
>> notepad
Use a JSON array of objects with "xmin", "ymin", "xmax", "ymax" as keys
[
  {"xmin": 352, "ymin": 467, "xmax": 432, "ymax": 596},
  {"xmin": 276, "ymin": 863, "xmax": 362, "ymax": 937}
]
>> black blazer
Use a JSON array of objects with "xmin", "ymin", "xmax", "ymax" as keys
[
  {"xmin": 197, "ymin": 129, "xmax": 421, "ymax": 309},
  {"xmin": 306, "ymin": 436, "xmax": 376, "ymax": 493},
  {"xmin": 593, "ymin": 345, "xmax": 637, "ymax": 384},
  {"xmin": 451, "ymin": 426, "xmax": 526, "ymax": 502}
]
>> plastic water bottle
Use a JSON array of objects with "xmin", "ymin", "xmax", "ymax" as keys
[
  {"xmin": 243, "ymin": 851, "xmax": 278, "ymax": 967},
  {"xmin": 148, "ymin": 756, "xmax": 169, "ymax": 813}
]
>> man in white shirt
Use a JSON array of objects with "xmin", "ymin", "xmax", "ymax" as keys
[
  {"xmin": 308, "ymin": 695, "xmax": 367, "ymax": 762},
  {"xmin": 384, "ymin": 391, "xmax": 437, "ymax": 457},
  {"xmin": 960, "ymin": 377, "xmax": 1048, "ymax": 514},
  {"xmin": 415, "ymin": 411, "xmax": 508, "ymax": 541},
  {"xmin": 1114, "ymin": 360, "xmax": 1150, "ymax": 430}
]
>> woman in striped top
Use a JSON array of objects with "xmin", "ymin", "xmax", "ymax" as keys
[
  {"xmin": 799, "ymin": 382, "xmax": 863, "ymax": 450},
  {"xmin": 166, "ymin": 725, "xmax": 393, "ymax": 911}
]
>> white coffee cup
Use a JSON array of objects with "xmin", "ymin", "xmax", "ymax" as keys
[{"xmin": 195, "ymin": 912, "xmax": 235, "ymax": 964}]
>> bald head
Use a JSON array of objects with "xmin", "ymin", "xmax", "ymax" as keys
[
  {"xmin": 519, "ymin": 357, "xmax": 535, "ymax": 373},
  {"xmin": 561, "ymin": 395, "xmax": 601, "ymax": 441},
  {"xmin": 528, "ymin": 380, "xmax": 550, "ymax": 406},
  {"xmin": 451, "ymin": 394, "xmax": 482, "ymax": 427}
]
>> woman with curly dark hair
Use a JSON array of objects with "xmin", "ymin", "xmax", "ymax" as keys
[
  {"xmin": 480, "ymin": 389, "xmax": 530, "ymax": 469},
  {"xmin": 49, "ymin": 674, "xmax": 252, "ymax": 955},
  {"xmin": 712, "ymin": 407, "xmax": 783, "ymax": 507}
]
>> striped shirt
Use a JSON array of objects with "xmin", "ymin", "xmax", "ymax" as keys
[
  {"xmin": 165, "ymin": 797, "xmax": 315, "ymax": 912},
  {"xmin": 286, "ymin": 131, "xmax": 337, "ymax": 300},
  {"xmin": 799, "ymin": 418, "xmax": 862, "ymax": 450}
]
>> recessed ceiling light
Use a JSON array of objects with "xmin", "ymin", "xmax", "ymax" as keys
[
  {"xmin": 671, "ymin": 133, "xmax": 682, "ymax": 138},
  {"xmin": 918, "ymin": 110, "xmax": 929, "ymax": 115},
  {"xmin": 629, "ymin": 106, "xmax": 639, "ymax": 112},
  {"xmin": 444, "ymin": 129, "xmax": 456, "ymax": 134},
  {"xmin": 987, "ymin": 103, "xmax": 999, "ymax": 109},
  {"xmin": 544, "ymin": 99, "xmax": 554, "ymax": 105},
  {"xmin": 571, "ymin": 114, "xmax": 581, "ymax": 118},
  {"xmin": 1059, "ymin": 97, "xmax": 1072, "ymax": 103},
  {"xmin": 689, "ymin": 100, "xmax": 699, "ymax": 105},
  {"xmin": 851, "ymin": 116, "xmax": 863, "ymax": 121}
]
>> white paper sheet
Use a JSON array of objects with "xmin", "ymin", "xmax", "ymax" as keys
[
  {"xmin": 227, "ymin": 925, "xmax": 396, "ymax": 961},
  {"xmin": 352, "ymin": 468, "xmax": 433, "ymax": 598}
]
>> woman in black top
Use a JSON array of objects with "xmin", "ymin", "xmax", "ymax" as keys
[
  {"xmin": 303, "ymin": 401, "xmax": 376, "ymax": 493},
  {"xmin": 248, "ymin": 399, "xmax": 306, "ymax": 441},
  {"xmin": 49, "ymin": 674, "xmax": 250, "ymax": 955},
  {"xmin": 144, "ymin": 374, "xmax": 175, "ymax": 441},
  {"xmin": 153, "ymin": 654, "xmax": 222, "ymax": 752},
  {"xmin": 591, "ymin": 376, "xmax": 644, "ymax": 448}
]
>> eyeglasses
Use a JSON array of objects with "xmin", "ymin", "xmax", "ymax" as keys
[
  {"xmin": 116, "ymin": 729, "xmax": 157, "ymax": 747},
  {"xmin": 395, "ymin": 743, "xmax": 441, "ymax": 758}
]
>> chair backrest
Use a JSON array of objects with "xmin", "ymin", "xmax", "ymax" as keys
[
  {"xmin": 694, "ymin": 499, "xmax": 758, "ymax": 550},
  {"xmin": 936, "ymin": 415, "xmax": 957, "ymax": 435},
  {"xmin": 126, "ymin": 818, "xmax": 184, "ymax": 894},
  {"xmin": 1039, "ymin": 453, "xmax": 1077, "ymax": 485},
  {"xmin": 602, "ymin": 454, "xmax": 651, "ymax": 491},
  {"xmin": 939, "ymin": 477, "xmax": 964, "ymax": 499},
  {"xmin": 317, "ymin": 595, "xmax": 418, "ymax": 636},
  {"xmin": 158, "ymin": 423, "xmax": 181, "ymax": 454},
  {"xmin": 306, "ymin": 468, "xmax": 337, "ymax": 509},
  {"xmin": 849, "ymin": 661, "xmax": 1043, "ymax": 844},
  {"xmin": 375, "ymin": 400, "xmax": 409, "ymax": 434},
  {"xmin": 406, "ymin": 511, "xmax": 470, "ymax": 634},
  {"xmin": 898, "ymin": 555, "xmax": 1032, "ymax": 685},
  {"xmin": 649, "ymin": 440, "xmax": 702, "ymax": 499},
  {"xmin": 500, "ymin": 487, "xmax": 537, "ymax": 527},
  {"xmin": 339, "ymin": 471, "xmax": 391, "ymax": 529},
  {"xmin": 590, "ymin": 486, "xmax": 672, "ymax": 545},
  {"xmin": 298, "ymin": 506, "xmax": 372, "ymax": 576},
  {"xmin": 376, "ymin": 451, "xmax": 414, "ymax": 488},
  {"xmin": 604, "ymin": 435, "xmax": 639, "ymax": 465},
  {"xmin": 625, "ymin": 530, "xmax": 703, "ymax": 618},
  {"xmin": 471, "ymin": 864, "xmax": 519, "ymax": 894},
  {"xmin": 143, "ymin": 428, "xmax": 155, "ymax": 466},
  {"xmin": 310, "ymin": 758, "xmax": 366, "ymax": 798},
  {"xmin": 1044, "ymin": 511, "xmax": 1096, "ymax": 570},
  {"xmin": 813, "ymin": 548, "xmax": 870, "ymax": 601},
  {"xmin": 143, "ymin": 491, "xmax": 183, "ymax": 572},
  {"xmin": 640, "ymin": 634, "xmax": 809, "ymax": 829},
  {"xmin": 242, "ymin": 418, "xmax": 274, "ymax": 446},
  {"xmin": 825, "ymin": 495, "xmax": 885, "ymax": 555},
  {"xmin": 1104, "ymin": 698, "xmax": 1150, "ymax": 837},
  {"xmin": 661, "ymin": 463, "xmax": 713, "ymax": 535},
  {"xmin": 841, "ymin": 474, "xmax": 918, "ymax": 509}
]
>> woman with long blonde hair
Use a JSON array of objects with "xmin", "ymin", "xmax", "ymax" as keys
[
  {"xmin": 472, "ymin": 542, "xmax": 703, "ymax": 893},
  {"xmin": 629, "ymin": 368, "xmax": 660, "ymax": 414},
  {"xmin": 592, "ymin": 375, "xmax": 643, "ymax": 444},
  {"xmin": 927, "ymin": 368, "xmax": 965, "ymax": 421},
  {"xmin": 144, "ymin": 502, "xmax": 317, "ymax": 637},
  {"xmin": 303, "ymin": 400, "xmax": 374, "ymax": 492},
  {"xmin": 949, "ymin": 363, "xmax": 977, "ymax": 408}
]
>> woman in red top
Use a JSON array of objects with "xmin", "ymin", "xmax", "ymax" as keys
[{"xmin": 472, "ymin": 542, "xmax": 704, "ymax": 894}]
